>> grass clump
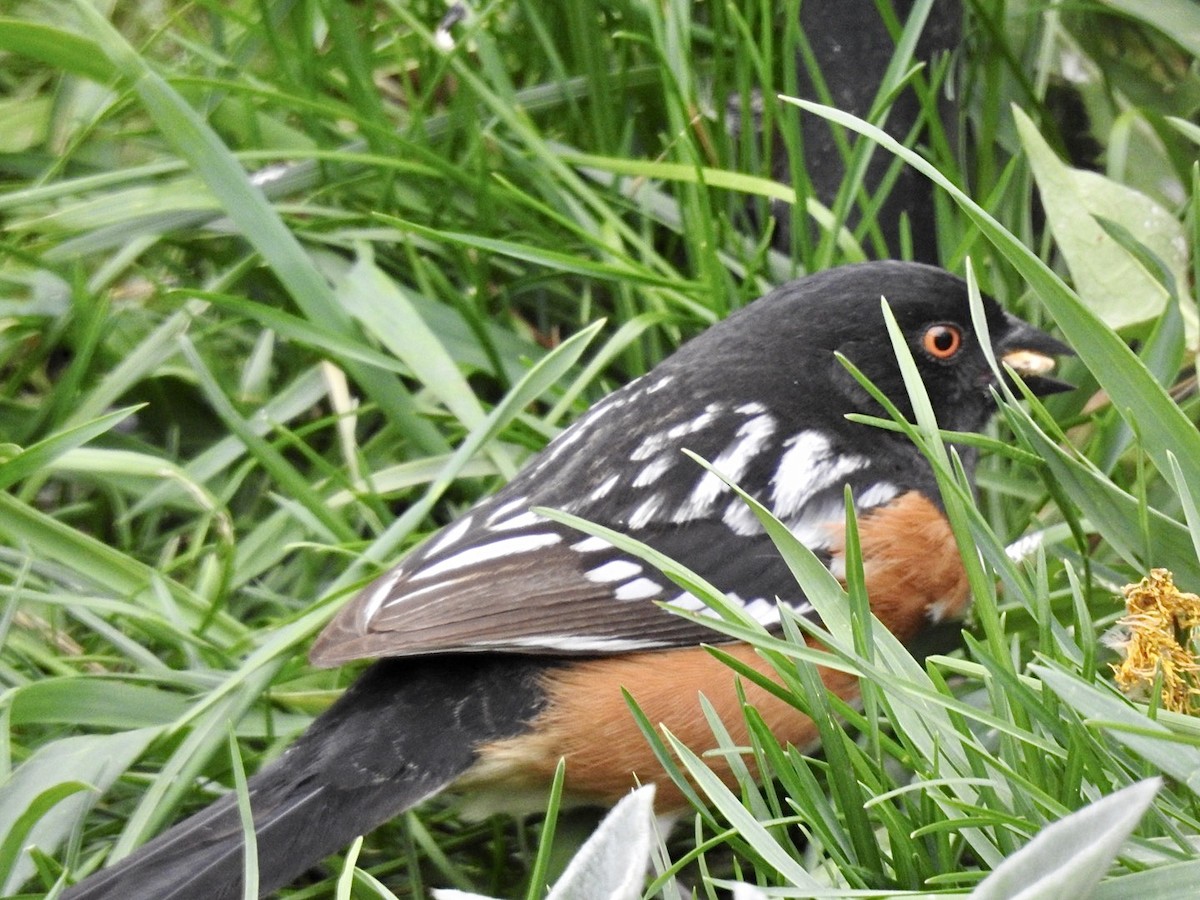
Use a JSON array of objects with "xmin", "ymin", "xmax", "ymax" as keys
[{"xmin": 1, "ymin": 0, "xmax": 1199, "ymax": 897}]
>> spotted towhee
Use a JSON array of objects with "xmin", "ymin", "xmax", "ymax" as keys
[{"xmin": 63, "ymin": 261, "xmax": 1071, "ymax": 900}]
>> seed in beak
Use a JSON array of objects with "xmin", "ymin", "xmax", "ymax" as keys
[{"xmin": 1002, "ymin": 349, "xmax": 1058, "ymax": 377}]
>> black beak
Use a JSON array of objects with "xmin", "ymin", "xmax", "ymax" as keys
[{"xmin": 996, "ymin": 313, "xmax": 1074, "ymax": 396}]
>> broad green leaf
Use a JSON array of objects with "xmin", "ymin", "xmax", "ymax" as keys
[
  {"xmin": 1094, "ymin": 861, "xmax": 1200, "ymax": 900},
  {"xmin": 1095, "ymin": 0, "xmax": 1200, "ymax": 58},
  {"xmin": 1170, "ymin": 116, "xmax": 1200, "ymax": 148},
  {"xmin": 1033, "ymin": 664, "xmax": 1200, "ymax": 797},
  {"xmin": 348, "ymin": 868, "xmax": 402, "ymax": 899},
  {"xmin": 0, "ymin": 781, "xmax": 93, "ymax": 893},
  {"xmin": 10, "ymin": 181, "xmax": 219, "ymax": 234},
  {"xmin": 544, "ymin": 785, "xmax": 656, "ymax": 900},
  {"xmin": 971, "ymin": 778, "xmax": 1160, "ymax": 900},
  {"xmin": 999, "ymin": 404, "xmax": 1200, "ymax": 586},
  {"xmin": 0, "ymin": 728, "xmax": 159, "ymax": 893},
  {"xmin": 0, "ymin": 492, "xmax": 243, "ymax": 641},
  {"xmin": 524, "ymin": 759, "xmax": 567, "ymax": 900},
  {"xmin": 0, "ymin": 94, "xmax": 52, "ymax": 153},
  {"xmin": 7, "ymin": 677, "xmax": 310, "ymax": 737},
  {"xmin": 228, "ymin": 734, "xmax": 258, "ymax": 900},
  {"xmin": 1017, "ymin": 115, "xmax": 1194, "ymax": 342},
  {"xmin": 662, "ymin": 731, "xmax": 823, "ymax": 890},
  {"xmin": 0, "ymin": 19, "xmax": 116, "ymax": 82},
  {"xmin": 0, "ymin": 407, "xmax": 141, "ymax": 492},
  {"xmin": 8, "ymin": 679, "xmax": 187, "ymax": 729},
  {"xmin": 336, "ymin": 251, "xmax": 487, "ymax": 434}
]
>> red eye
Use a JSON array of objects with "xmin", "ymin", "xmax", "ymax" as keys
[{"xmin": 922, "ymin": 324, "xmax": 962, "ymax": 360}]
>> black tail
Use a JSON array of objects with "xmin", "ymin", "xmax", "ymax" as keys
[{"xmin": 63, "ymin": 655, "xmax": 550, "ymax": 900}]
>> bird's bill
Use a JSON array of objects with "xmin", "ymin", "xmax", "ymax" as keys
[{"xmin": 998, "ymin": 314, "xmax": 1074, "ymax": 396}]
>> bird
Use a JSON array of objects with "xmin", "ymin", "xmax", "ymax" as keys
[{"xmin": 62, "ymin": 261, "xmax": 1071, "ymax": 900}]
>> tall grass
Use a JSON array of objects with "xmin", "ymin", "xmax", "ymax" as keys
[{"xmin": 1, "ymin": 0, "xmax": 1198, "ymax": 896}]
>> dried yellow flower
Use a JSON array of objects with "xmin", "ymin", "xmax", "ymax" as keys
[{"xmin": 1111, "ymin": 569, "xmax": 1200, "ymax": 714}]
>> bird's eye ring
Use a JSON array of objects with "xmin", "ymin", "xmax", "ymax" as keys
[{"xmin": 922, "ymin": 324, "xmax": 962, "ymax": 360}]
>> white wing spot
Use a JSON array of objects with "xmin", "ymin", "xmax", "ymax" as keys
[
  {"xmin": 589, "ymin": 474, "xmax": 620, "ymax": 501},
  {"xmin": 667, "ymin": 592, "xmax": 708, "ymax": 612},
  {"xmin": 634, "ymin": 406, "xmax": 722, "ymax": 460},
  {"xmin": 674, "ymin": 413, "xmax": 776, "ymax": 522},
  {"xmin": 477, "ymin": 635, "xmax": 663, "ymax": 652},
  {"xmin": 384, "ymin": 574, "xmax": 473, "ymax": 606},
  {"xmin": 411, "ymin": 533, "xmax": 562, "ymax": 580},
  {"xmin": 489, "ymin": 510, "xmax": 546, "ymax": 531},
  {"xmin": 486, "ymin": 498, "xmax": 527, "ymax": 525},
  {"xmin": 585, "ymin": 559, "xmax": 643, "ymax": 583},
  {"xmin": 645, "ymin": 374, "xmax": 675, "ymax": 394},
  {"xmin": 927, "ymin": 596, "xmax": 959, "ymax": 623},
  {"xmin": 735, "ymin": 401, "xmax": 766, "ymax": 415},
  {"xmin": 722, "ymin": 498, "xmax": 763, "ymax": 536},
  {"xmin": 425, "ymin": 515, "xmax": 475, "ymax": 556},
  {"xmin": 631, "ymin": 431, "xmax": 669, "ymax": 462},
  {"xmin": 855, "ymin": 482, "xmax": 900, "ymax": 510},
  {"xmin": 743, "ymin": 597, "xmax": 780, "ymax": 625},
  {"xmin": 628, "ymin": 494, "xmax": 663, "ymax": 529},
  {"xmin": 666, "ymin": 592, "xmax": 725, "ymax": 619},
  {"xmin": 789, "ymin": 599, "xmax": 816, "ymax": 618},
  {"xmin": 571, "ymin": 536, "xmax": 612, "ymax": 553},
  {"xmin": 666, "ymin": 404, "xmax": 720, "ymax": 440},
  {"xmin": 543, "ymin": 399, "xmax": 619, "ymax": 463},
  {"xmin": 788, "ymin": 498, "xmax": 842, "ymax": 551},
  {"xmin": 357, "ymin": 568, "xmax": 405, "ymax": 626},
  {"xmin": 615, "ymin": 577, "xmax": 662, "ymax": 601},
  {"xmin": 771, "ymin": 430, "xmax": 867, "ymax": 520},
  {"xmin": 633, "ymin": 455, "xmax": 674, "ymax": 487},
  {"xmin": 252, "ymin": 164, "xmax": 290, "ymax": 187},
  {"xmin": 1006, "ymin": 531, "xmax": 1044, "ymax": 563}
]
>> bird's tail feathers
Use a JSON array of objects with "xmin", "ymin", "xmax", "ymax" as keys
[{"xmin": 62, "ymin": 655, "xmax": 550, "ymax": 900}]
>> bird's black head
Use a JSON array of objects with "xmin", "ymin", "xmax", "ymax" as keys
[
  {"xmin": 687, "ymin": 261, "xmax": 1072, "ymax": 437},
  {"xmin": 823, "ymin": 262, "xmax": 1072, "ymax": 433}
]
